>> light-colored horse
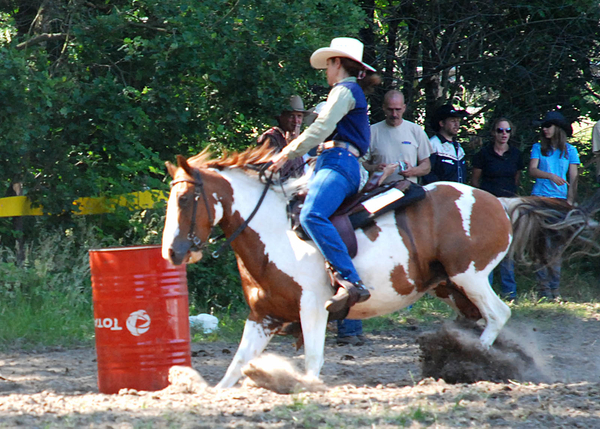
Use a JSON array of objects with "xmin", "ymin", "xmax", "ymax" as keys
[{"xmin": 161, "ymin": 145, "xmax": 599, "ymax": 388}]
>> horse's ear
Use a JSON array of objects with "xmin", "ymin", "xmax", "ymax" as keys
[
  {"xmin": 176, "ymin": 154, "xmax": 194, "ymax": 177},
  {"xmin": 165, "ymin": 161, "xmax": 177, "ymax": 178}
]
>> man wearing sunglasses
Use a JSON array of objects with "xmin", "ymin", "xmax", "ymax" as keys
[{"xmin": 422, "ymin": 104, "xmax": 469, "ymax": 185}]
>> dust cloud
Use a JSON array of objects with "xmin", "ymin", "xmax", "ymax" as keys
[{"xmin": 417, "ymin": 320, "xmax": 549, "ymax": 384}]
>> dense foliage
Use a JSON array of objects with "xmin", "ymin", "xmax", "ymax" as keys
[{"xmin": 0, "ymin": 0, "xmax": 364, "ymax": 212}]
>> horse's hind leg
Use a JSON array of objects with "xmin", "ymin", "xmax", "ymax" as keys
[
  {"xmin": 451, "ymin": 270, "xmax": 511, "ymax": 349},
  {"xmin": 215, "ymin": 319, "xmax": 275, "ymax": 389}
]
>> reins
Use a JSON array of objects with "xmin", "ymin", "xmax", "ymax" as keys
[{"xmin": 170, "ymin": 163, "xmax": 274, "ymax": 259}]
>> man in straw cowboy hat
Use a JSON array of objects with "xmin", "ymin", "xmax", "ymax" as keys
[
  {"xmin": 269, "ymin": 37, "xmax": 380, "ymax": 313},
  {"xmin": 257, "ymin": 95, "xmax": 309, "ymax": 178}
]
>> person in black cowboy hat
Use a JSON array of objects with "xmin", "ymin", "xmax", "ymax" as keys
[
  {"xmin": 257, "ymin": 95, "xmax": 310, "ymax": 178},
  {"xmin": 422, "ymin": 104, "xmax": 469, "ymax": 185},
  {"xmin": 529, "ymin": 110, "xmax": 580, "ymax": 301}
]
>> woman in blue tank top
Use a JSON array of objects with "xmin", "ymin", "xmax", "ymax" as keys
[{"xmin": 269, "ymin": 37, "xmax": 380, "ymax": 313}]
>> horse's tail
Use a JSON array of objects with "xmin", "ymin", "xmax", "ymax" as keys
[{"xmin": 499, "ymin": 190, "xmax": 600, "ymax": 266}]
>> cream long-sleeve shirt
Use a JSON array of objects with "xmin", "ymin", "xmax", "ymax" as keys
[{"xmin": 282, "ymin": 77, "xmax": 357, "ymax": 160}]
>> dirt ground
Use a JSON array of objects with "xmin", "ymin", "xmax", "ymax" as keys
[{"xmin": 2, "ymin": 309, "xmax": 600, "ymax": 428}]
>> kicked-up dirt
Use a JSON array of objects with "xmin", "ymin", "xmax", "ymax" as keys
[{"xmin": 1, "ymin": 307, "xmax": 600, "ymax": 428}]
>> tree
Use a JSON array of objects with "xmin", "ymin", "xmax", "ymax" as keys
[
  {"xmin": 0, "ymin": 0, "xmax": 366, "ymax": 213},
  {"xmin": 362, "ymin": 0, "xmax": 600, "ymax": 140}
]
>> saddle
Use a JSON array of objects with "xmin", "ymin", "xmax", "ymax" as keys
[{"xmin": 287, "ymin": 173, "xmax": 427, "ymax": 257}]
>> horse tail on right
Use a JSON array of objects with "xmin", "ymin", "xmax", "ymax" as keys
[{"xmin": 499, "ymin": 189, "xmax": 600, "ymax": 267}]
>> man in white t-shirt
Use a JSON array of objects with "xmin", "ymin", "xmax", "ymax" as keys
[{"xmin": 362, "ymin": 90, "xmax": 432, "ymax": 184}]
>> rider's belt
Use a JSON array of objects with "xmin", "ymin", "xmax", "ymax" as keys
[{"xmin": 317, "ymin": 140, "xmax": 360, "ymax": 158}]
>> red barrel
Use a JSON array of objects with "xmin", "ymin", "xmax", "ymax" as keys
[{"xmin": 89, "ymin": 245, "xmax": 191, "ymax": 394}]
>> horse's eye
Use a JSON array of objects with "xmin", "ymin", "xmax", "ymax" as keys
[{"xmin": 178, "ymin": 194, "xmax": 191, "ymax": 206}]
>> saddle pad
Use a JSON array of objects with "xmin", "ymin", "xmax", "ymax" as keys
[
  {"xmin": 362, "ymin": 188, "xmax": 405, "ymax": 213},
  {"xmin": 288, "ymin": 181, "xmax": 427, "ymax": 259}
]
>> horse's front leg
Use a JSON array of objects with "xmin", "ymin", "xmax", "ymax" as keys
[
  {"xmin": 299, "ymin": 291, "xmax": 330, "ymax": 379},
  {"xmin": 215, "ymin": 319, "xmax": 275, "ymax": 389}
]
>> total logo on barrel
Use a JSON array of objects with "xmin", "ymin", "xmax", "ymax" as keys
[
  {"xmin": 94, "ymin": 310, "xmax": 151, "ymax": 336},
  {"xmin": 125, "ymin": 310, "xmax": 151, "ymax": 336}
]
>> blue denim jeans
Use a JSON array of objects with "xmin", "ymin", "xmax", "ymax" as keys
[
  {"xmin": 300, "ymin": 147, "xmax": 361, "ymax": 283},
  {"xmin": 488, "ymin": 257, "xmax": 517, "ymax": 299},
  {"xmin": 337, "ymin": 319, "xmax": 363, "ymax": 337},
  {"xmin": 535, "ymin": 262, "xmax": 561, "ymax": 296}
]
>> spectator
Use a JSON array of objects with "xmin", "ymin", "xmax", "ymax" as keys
[
  {"xmin": 592, "ymin": 120, "xmax": 600, "ymax": 184},
  {"xmin": 529, "ymin": 111, "xmax": 580, "ymax": 300},
  {"xmin": 363, "ymin": 90, "xmax": 432, "ymax": 184},
  {"xmin": 257, "ymin": 95, "xmax": 309, "ymax": 179},
  {"xmin": 336, "ymin": 318, "xmax": 366, "ymax": 346},
  {"xmin": 422, "ymin": 104, "xmax": 469, "ymax": 184},
  {"xmin": 472, "ymin": 118, "xmax": 524, "ymax": 300}
]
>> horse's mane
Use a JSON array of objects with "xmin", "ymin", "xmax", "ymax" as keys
[
  {"xmin": 185, "ymin": 143, "xmax": 311, "ymax": 193},
  {"xmin": 187, "ymin": 144, "xmax": 275, "ymax": 171}
]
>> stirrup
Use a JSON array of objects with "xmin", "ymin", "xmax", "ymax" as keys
[{"xmin": 325, "ymin": 271, "xmax": 370, "ymax": 313}]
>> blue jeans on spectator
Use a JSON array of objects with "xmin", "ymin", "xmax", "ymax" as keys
[
  {"xmin": 535, "ymin": 262, "xmax": 561, "ymax": 298},
  {"xmin": 300, "ymin": 148, "xmax": 361, "ymax": 283},
  {"xmin": 337, "ymin": 319, "xmax": 363, "ymax": 338},
  {"xmin": 488, "ymin": 257, "xmax": 517, "ymax": 300}
]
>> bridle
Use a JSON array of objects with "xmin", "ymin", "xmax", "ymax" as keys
[
  {"xmin": 170, "ymin": 168, "xmax": 214, "ymax": 253},
  {"xmin": 169, "ymin": 164, "xmax": 274, "ymax": 258}
]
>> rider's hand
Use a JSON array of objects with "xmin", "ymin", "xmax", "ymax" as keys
[
  {"xmin": 378, "ymin": 163, "xmax": 399, "ymax": 185},
  {"xmin": 549, "ymin": 173, "xmax": 567, "ymax": 186},
  {"xmin": 268, "ymin": 152, "xmax": 289, "ymax": 173}
]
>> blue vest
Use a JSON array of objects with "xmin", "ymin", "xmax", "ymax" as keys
[{"xmin": 330, "ymin": 81, "xmax": 370, "ymax": 156}]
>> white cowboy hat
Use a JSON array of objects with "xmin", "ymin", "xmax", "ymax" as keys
[{"xmin": 310, "ymin": 37, "xmax": 376, "ymax": 72}]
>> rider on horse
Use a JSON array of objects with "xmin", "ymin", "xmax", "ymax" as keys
[{"xmin": 269, "ymin": 37, "xmax": 380, "ymax": 313}]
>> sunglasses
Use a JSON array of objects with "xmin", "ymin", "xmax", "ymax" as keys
[{"xmin": 496, "ymin": 128, "xmax": 511, "ymax": 134}]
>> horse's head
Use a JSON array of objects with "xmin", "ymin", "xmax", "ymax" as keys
[
  {"xmin": 162, "ymin": 144, "xmax": 302, "ymax": 265},
  {"xmin": 162, "ymin": 154, "xmax": 222, "ymax": 265}
]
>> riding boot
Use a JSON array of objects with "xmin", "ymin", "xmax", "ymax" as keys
[{"xmin": 324, "ymin": 269, "xmax": 370, "ymax": 313}]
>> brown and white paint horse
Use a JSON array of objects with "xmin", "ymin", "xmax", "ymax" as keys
[{"xmin": 162, "ymin": 145, "xmax": 599, "ymax": 388}]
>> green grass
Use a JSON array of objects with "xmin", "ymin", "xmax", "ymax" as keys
[
  {"xmin": 0, "ymin": 230, "xmax": 97, "ymax": 350},
  {"xmin": 0, "ymin": 291, "xmax": 94, "ymax": 349},
  {"xmin": 189, "ymin": 307, "xmax": 248, "ymax": 343}
]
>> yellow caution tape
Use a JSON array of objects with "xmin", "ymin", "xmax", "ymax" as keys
[{"xmin": 0, "ymin": 190, "xmax": 168, "ymax": 217}]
